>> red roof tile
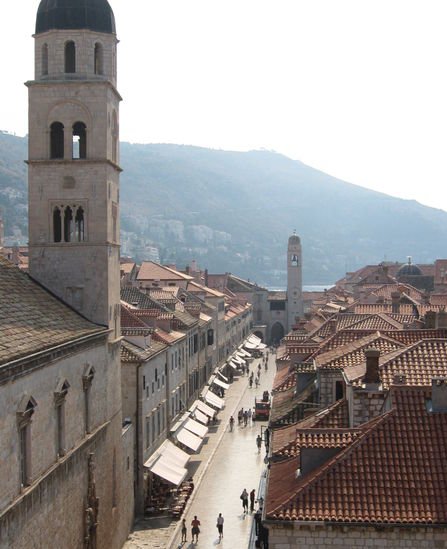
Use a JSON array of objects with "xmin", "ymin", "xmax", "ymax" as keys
[{"xmin": 266, "ymin": 386, "xmax": 447, "ymax": 524}]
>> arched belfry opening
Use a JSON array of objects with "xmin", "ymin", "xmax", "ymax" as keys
[
  {"xmin": 94, "ymin": 43, "xmax": 104, "ymax": 75},
  {"xmin": 41, "ymin": 43, "xmax": 48, "ymax": 76},
  {"xmin": 50, "ymin": 122, "xmax": 64, "ymax": 159},
  {"xmin": 64, "ymin": 41, "xmax": 76, "ymax": 73},
  {"xmin": 53, "ymin": 207, "xmax": 62, "ymax": 242},
  {"xmin": 72, "ymin": 122, "xmax": 87, "ymax": 159}
]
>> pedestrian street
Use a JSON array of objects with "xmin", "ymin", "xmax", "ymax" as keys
[{"xmin": 169, "ymin": 351, "xmax": 276, "ymax": 548}]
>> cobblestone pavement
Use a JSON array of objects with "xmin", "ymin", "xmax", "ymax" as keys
[{"xmin": 123, "ymin": 351, "xmax": 275, "ymax": 549}]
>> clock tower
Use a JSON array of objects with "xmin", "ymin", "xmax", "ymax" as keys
[{"xmin": 287, "ymin": 232, "xmax": 303, "ymax": 331}]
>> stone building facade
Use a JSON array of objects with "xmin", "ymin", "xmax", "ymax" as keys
[{"xmin": 0, "ymin": 2, "xmax": 133, "ymax": 548}]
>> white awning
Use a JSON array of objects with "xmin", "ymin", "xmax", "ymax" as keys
[
  {"xmin": 217, "ymin": 370, "xmax": 228, "ymax": 382},
  {"xmin": 147, "ymin": 455, "xmax": 187, "ymax": 486},
  {"xmin": 226, "ymin": 360, "xmax": 238, "ymax": 370},
  {"xmin": 258, "ymin": 342, "xmax": 267, "ymax": 349},
  {"xmin": 176, "ymin": 428, "xmax": 203, "ymax": 451},
  {"xmin": 196, "ymin": 400, "xmax": 216, "ymax": 418},
  {"xmin": 157, "ymin": 439, "xmax": 190, "ymax": 468},
  {"xmin": 212, "ymin": 377, "xmax": 230, "ymax": 390},
  {"xmin": 238, "ymin": 348, "xmax": 251, "ymax": 357},
  {"xmin": 204, "ymin": 391, "xmax": 224, "ymax": 409},
  {"xmin": 248, "ymin": 334, "xmax": 261, "ymax": 344},
  {"xmin": 184, "ymin": 418, "xmax": 208, "ymax": 438},
  {"xmin": 244, "ymin": 342, "xmax": 258, "ymax": 349},
  {"xmin": 193, "ymin": 409, "xmax": 209, "ymax": 425},
  {"xmin": 232, "ymin": 355, "xmax": 245, "ymax": 365}
]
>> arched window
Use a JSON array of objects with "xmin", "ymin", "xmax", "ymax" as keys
[
  {"xmin": 75, "ymin": 207, "xmax": 85, "ymax": 241},
  {"xmin": 72, "ymin": 122, "xmax": 87, "ymax": 159},
  {"xmin": 42, "ymin": 44, "xmax": 48, "ymax": 76},
  {"xmin": 53, "ymin": 207, "xmax": 62, "ymax": 242},
  {"xmin": 94, "ymin": 43, "xmax": 103, "ymax": 75},
  {"xmin": 63, "ymin": 206, "xmax": 73, "ymax": 242},
  {"xmin": 50, "ymin": 122, "xmax": 64, "ymax": 159},
  {"xmin": 64, "ymin": 41, "xmax": 76, "ymax": 73}
]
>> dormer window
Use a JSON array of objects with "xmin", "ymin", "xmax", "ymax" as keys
[{"xmin": 64, "ymin": 41, "xmax": 76, "ymax": 73}]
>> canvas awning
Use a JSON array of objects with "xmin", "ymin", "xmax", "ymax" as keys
[
  {"xmin": 184, "ymin": 418, "xmax": 208, "ymax": 438},
  {"xmin": 232, "ymin": 355, "xmax": 245, "ymax": 365},
  {"xmin": 244, "ymin": 342, "xmax": 258, "ymax": 350},
  {"xmin": 176, "ymin": 428, "xmax": 203, "ymax": 452},
  {"xmin": 204, "ymin": 391, "xmax": 224, "ymax": 409},
  {"xmin": 217, "ymin": 370, "xmax": 228, "ymax": 382},
  {"xmin": 238, "ymin": 348, "xmax": 251, "ymax": 357},
  {"xmin": 194, "ymin": 399, "xmax": 216, "ymax": 418},
  {"xmin": 147, "ymin": 455, "xmax": 187, "ymax": 486},
  {"xmin": 212, "ymin": 377, "xmax": 230, "ymax": 390},
  {"xmin": 193, "ymin": 409, "xmax": 209, "ymax": 425},
  {"xmin": 248, "ymin": 334, "xmax": 261, "ymax": 344}
]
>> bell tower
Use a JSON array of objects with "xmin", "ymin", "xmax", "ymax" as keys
[
  {"xmin": 286, "ymin": 232, "xmax": 303, "ymax": 331},
  {"xmin": 27, "ymin": 0, "xmax": 120, "ymax": 337}
]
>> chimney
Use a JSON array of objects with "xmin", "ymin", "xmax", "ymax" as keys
[
  {"xmin": 431, "ymin": 378, "xmax": 447, "ymax": 412},
  {"xmin": 364, "ymin": 348, "xmax": 380, "ymax": 385},
  {"xmin": 391, "ymin": 291, "xmax": 401, "ymax": 314}
]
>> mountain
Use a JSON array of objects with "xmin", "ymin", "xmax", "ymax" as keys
[{"xmin": 1, "ymin": 130, "xmax": 447, "ymax": 286}]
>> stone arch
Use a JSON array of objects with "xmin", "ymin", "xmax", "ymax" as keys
[
  {"xmin": 94, "ymin": 42, "xmax": 104, "ymax": 75},
  {"xmin": 41, "ymin": 43, "xmax": 48, "ymax": 76},
  {"xmin": 270, "ymin": 322, "xmax": 285, "ymax": 345},
  {"xmin": 50, "ymin": 122, "xmax": 64, "ymax": 159}
]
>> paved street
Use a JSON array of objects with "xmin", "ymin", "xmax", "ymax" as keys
[{"xmin": 123, "ymin": 351, "xmax": 275, "ymax": 549}]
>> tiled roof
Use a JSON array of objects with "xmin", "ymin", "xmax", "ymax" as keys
[
  {"xmin": 0, "ymin": 256, "xmax": 103, "ymax": 366},
  {"xmin": 276, "ymin": 429, "xmax": 362, "ymax": 459},
  {"xmin": 266, "ymin": 387, "xmax": 447, "ymax": 525},
  {"xmin": 137, "ymin": 261, "xmax": 193, "ymax": 281},
  {"xmin": 121, "ymin": 305, "xmax": 151, "ymax": 329},
  {"xmin": 372, "ymin": 283, "xmax": 423, "ymax": 301},
  {"xmin": 147, "ymin": 289, "xmax": 179, "ymax": 304},
  {"xmin": 121, "ymin": 286, "xmax": 164, "ymax": 310},
  {"xmin": 315, "ymin": 332, "xmax": 405, "ymax": 371},
  {"xmin": 271, "ymin": 400, "xmax": 350, "ymax": 455},
  {"xmin": 153, "ymin": 328, "xmax": 185, "ymax": 345},
  {"xmin": 349, "ymin": 303, "xmax": 416, "ymax": 315},
  {"xmin": 346, "ymin": 313, "xmax": 404, "ymax": 331},
  {"xmin": 121, "ymin": 339, "xmax": 167, "ymax": 363}
]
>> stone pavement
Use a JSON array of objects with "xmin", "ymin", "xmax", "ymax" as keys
[{"xmin": 123, "ymin": 351, "xmax": 275, "ymax": 549}]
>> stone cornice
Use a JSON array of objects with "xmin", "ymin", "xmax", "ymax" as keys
[{"xmin": 0, "ymin": 331, "xmax": 109, "ymax": 386}]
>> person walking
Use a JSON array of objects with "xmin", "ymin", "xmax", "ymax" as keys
[
  {"xmin": 216, "ymin": 513, "xmax": 224, "ymax": 540},
  {"xmin": 256, "ymin": 434, "xmax": 262, "ymax": 453},
  {"xmin": 191, "ymin": 515, "xmax": 201, "ymax": 543},
  {"xmin": 250, "ymin": 489, "xmax": 256, "ymax": 512},
  {"xmin": 255, "ymin": 377, "xmax": 259, "ymax": 388},
  {"xmin": 240, "ymin": 488, "xmax": 249, "ymax": 513},
  {"xmin": 229, "ymin": 415, "xmax": 234, "ymax": 432},
  {"xmin": 238, "ymin": 409, "xmax": 243, "ymax": 425},
  {"xmin": 247, "ymin": 407, "xmax": 252, "ymax": 425},
  {"xmin": 249, "ymin": 376, "xmax": 253, "ymax": 388},
  {"xmin": 243, "ymin": 410, "xmax": 248, "ymax": 427},
  {"xmin": 181, "ymin": 518, "xmax": 187, "ymax": 542}
]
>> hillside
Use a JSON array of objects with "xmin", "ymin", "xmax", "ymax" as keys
[{"xmin": 1, "ymin": 131, "xmax": 447, "ymax": 285}]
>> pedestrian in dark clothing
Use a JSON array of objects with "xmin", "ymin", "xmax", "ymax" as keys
[
  {"xmin": 256, "ymin": 434, "xmax": 262, "ymax": 453},
  {"xmin": 243, "ymin": 410, "xmax": 248, "ymax": 426},
  {"xmin": 249, "ymin": 377, "xmax": 253, "ymax": 388},
  {"xmin": 238, "ymin": 409, "xmax": 243, "ymax": 425},
  {"xmin": 216, "ymin": 513, "xmax": 224, "ymax": 539},
  {"xmin": 250, "ymin": 489, "xmax": 256, "ymax": 512},
  {"xmin": 181, "ymin": 518, "xmax": 187, "ymax": 542},
  {"xmin": 191, "ymin": 516, "xmax": 201, "ymax": 543},
  {"xmin": 240, "ymin": 488, "xmax": 249, "ymax": 513}
]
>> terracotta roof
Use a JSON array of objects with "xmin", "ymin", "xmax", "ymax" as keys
[
  {"xmin": 276, "ymin": 428, "xmax": 362, "ymax": 459},
  {"xmin": 271, "ymin": 399, "xmax": 350, "ymax": 455},
  {"xmin": 153, "ymin": 328, "xmax": 185, "ymax": 345},
  {"xmin": 121, "ymin": 339, "xmax": 167, "ymax": 363},
  {"xmin": 266, "ymin": 386, "xmax": 447, "ymax": 525},
  {"xmin": 316, "ymin": 332, "xmax": 405, "ymax": 371},
  {"xmin": 349, "ymin": 303, "xmax": 416, "ymax": 315},
  {"xmin": 147, "ymin": 289, "xmax": 178, "ymax": 304},
  {"xmin": 121, "ymin": 286, "xmax": 164, "ymax": 310},
  {"xmin": 121, "ymin": 305, "xmax": 151, "ymax": 329},
  {"xmin": 0, "ymin": 256, "xmax": 103, "ymax": 366},
  {"xmin": 137, "ymin": 261, "xmax": 193, "ymax": 282},
  {"xmin": 372, "ymin": 283, "xmax": 423, "ymax": 302},
  {"xmin": 346, "ymin": 313, "xmax": 404, "ymax": 331}
]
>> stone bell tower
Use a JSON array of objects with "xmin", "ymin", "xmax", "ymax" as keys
[
  {"xmin": 27, "ymin": 0, "xmax": 121, "ymax": 337},
  {"xmin": 286, "ymin": 232, "xmax": 303, "ymax": 331}
]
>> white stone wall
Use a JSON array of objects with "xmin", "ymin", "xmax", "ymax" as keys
[{"xmin": 267, "ymin": 523, "xmax": 447, "ymax": 548}]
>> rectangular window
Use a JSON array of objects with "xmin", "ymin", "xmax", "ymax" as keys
[
  {"xmin": 145, "ymin": 418, "xmax": 150, "ymax": 449},
  {"xmin": 56, "ymin": 404, "xmax": 65, "ymax": 457},
  {"xmin": 193, "ymin": 334, "xmax": 198, "ymax": 354},
  {"xmin": 19, "ymin": 426, "xmax": 29, "ymax": 487}
]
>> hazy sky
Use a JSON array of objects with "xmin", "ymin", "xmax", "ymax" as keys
[{"xmin": 2, "ymin": 1, "xmax": 447, "ymax": 210}]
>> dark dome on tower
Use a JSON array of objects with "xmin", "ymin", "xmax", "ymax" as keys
[
  {"xmin": 36, "ymin": 0, "xmax": 116, "ymax": 35},
  {"xmin": 397, "ymin": 261, "xmax": 422, "ymax": 277},
  {"xmin": 288, "ymin": 233, "xmax": 301, "ymax": 245}
]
